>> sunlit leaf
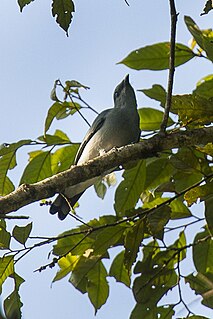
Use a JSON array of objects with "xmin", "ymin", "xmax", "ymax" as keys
[
  {"xmin": 51, "ymin": 144, "xmax": 79, "ymax": 174},
  {"xmin": 139, "ymin": 84, "xmax": 166, "ymax": 107},
  {"xmin": 185, "ymin": 181, "xmax": 213, "ymax": 206},
  {"xmin": 94, "ymin": 179, "xmax": 107, "ymax": 199},
  {"xmin": 185, "ymin": 16, "xmax": 213, "ymax": 61},
  {"xmin": 53, "ymin": 253, "xmax": 79, "ymax": 282},
  {"xmin": 138, "ymin": 108, "xmax": 174, "ymax": 131},
  {"xmin": 20, "ymin": 151, "xmax": 52, "ymax": 184},
  {"xmin": 118, "ymin": 42, "xmax": 195, "ymax": 70},
  {"xmin": 0, "ymin": 226, "xmax": 11, "ymax": 249},
  {"xmin": 194, "ymin": 75, "xmax": 213, "ymax": 99},
  {"xmin": 205, "ymin": 197, "xmax": 213, "ymax": 236},
  {"xmin": 0, "ymin": 257, "xmax": 14, "ymax": 293}
]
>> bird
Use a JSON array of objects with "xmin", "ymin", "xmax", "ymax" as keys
[{"xmin": 49, "ymin": 75, "xmax": 141, "ymax": 220}]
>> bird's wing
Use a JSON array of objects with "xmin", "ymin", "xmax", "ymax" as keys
[{"xmin": 74, "ymin": 109, "xmax": 111, "ymax": 164}]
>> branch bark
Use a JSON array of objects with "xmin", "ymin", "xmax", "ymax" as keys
[{"xmin": 0, "ymin": 127, "xmax": 212, "ymax": 215}]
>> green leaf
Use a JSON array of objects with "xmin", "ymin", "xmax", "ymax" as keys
[
  {"xmin": 52, "ymin": 0, "xmax": 75, "ymax": 36},
  {"xmin": 197, "ymin": 143, "xmax": 213, "ymax": 157},
  {"xmin": 51, "ymin": 144, "xmax": 79, "ymax": 174},
  {"xmin": 193, "ymin": 228, "xmax": 213, "ymax": 274},
  {"xmin": 87, "ymin": 261, "xmax": 109, "ymax": 313},
  {"xmin": 169, "ymin": 199, "xmax": 192, "ymax": 219},
  {"xmin": 38, "ymin": 129, "xmax": 71, "ymax": 146},
  {"xmin": 20, "ymin": 151, "xmax": 52, "ymax": 184},
  {"xmin": 130, "ymin": 304, "xmax": 175, "ymax": 319},
  {"xmin": 44, "ymin": 101, "xmax": 81, "ymax": 134},
  {"xmin": 184, "ymin": 16, "xmax": 213, "ymax": 62},
  {"xmin": 118, "ymin": 42, "xmax": 195, "ymax": 70},
  {"xmin": 171, "ymin": 94, "xmax": 213, "ymax": 126},
  {"xmin": 184, "ymin": 181, "xmax": 213, "ymax": 206},
  {"xmin": 170, "ymin": 230, "xmax": 187, "ymax": 262},
  {"xmin": 93, "ymin": 225, "xmax": 127, "ymax": 255},
  {"xmin": 146, "ymin": 206, "xmax": 171, "ymax": 240},
  {"xmin": 53, "ymin": 253, "xmax": 79, "ymax": 282},
  {"xmin": 185, "ymin": 272, "xmax": 213, "ymax": 309},
  {"xmin": 138, "ymin": 107, "xmax": 174, "ymax": 131},
  {"xmin": 18, "ymin": 0, "xmax": 34, "ymax": 12},
  {"xmin": 201, "ymin": 0, "xmax": 213, "ymax": 16},
  {"xmin": 139, "ymin": 84, "xmax": 166, "ymax": 106},
  {"xmin": 109, "ymin": 250, "xmax": 131, "ymax": 287},
  {"xmin": 0, "ymin": 257, "xmax": 14, "ymax": 294},
  {"xmin": 53, "ymin": 229, "xmax": 94, "ymax": 256},
  {"xmin": 0, "ymin": 225, "xmax": 11, "ymax": 249},
  {"xmin": 3, "ymin": 273, "xmax": 24, "ymax": 319},
  {"xmin": 12, "ymin": 223, "xmax": 32, "ymax": 245},
  {"xmin": 205, "ymin": 197, "xmax": 213, "ymax": 236},
  {"xmin": 69, "ymin": 256, "xmax": 100, "ymax": 294},
  {"xmin": 194, "ymin": 75, "xmax": 213, "ymax": 99},
  {"xmin": 124, "ymin": 220, "xmax": 144, "ymax": 271},
  {"xmin": 145, "ymin": 157, "xmax": 174, "ymax": 191},
  {"xmin": 0, "ymin": 140, "xmax": 31, "ymax": 195},
  {"xmin": 94, "ymin": 179, "xmax": 107, "ymax": 199},
  {"xmin": 114, "ymin": 160, "xmax": 146, "ymax": 216}
]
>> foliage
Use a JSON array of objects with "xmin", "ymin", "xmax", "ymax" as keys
[{"xmin": 0, "ymin": 2, "xmax": 213, "ymax": 319}]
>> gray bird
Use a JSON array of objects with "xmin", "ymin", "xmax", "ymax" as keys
[{"xmin": 50, "ymin": 75, "xmax": 141, "ymax": 220}]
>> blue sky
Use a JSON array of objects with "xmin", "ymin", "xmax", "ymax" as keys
[{"xmin": 1, "ymin": 1, "xmax": 213, "ymax": 318}]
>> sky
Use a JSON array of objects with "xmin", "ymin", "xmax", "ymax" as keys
[{"xmin": 0, "ymin": 1, "xmax": 213, "ymax": 318}]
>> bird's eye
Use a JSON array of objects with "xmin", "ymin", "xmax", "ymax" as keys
[{"xmin": 114, "ymin": 91, "xmax": 119, "ymax": 98}]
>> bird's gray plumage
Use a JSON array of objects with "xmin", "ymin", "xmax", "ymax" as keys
[{"xmin": 50, "ymin": 75, "xmax": 141, "ymax": 220}]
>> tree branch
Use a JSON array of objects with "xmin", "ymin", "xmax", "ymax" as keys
[
  {"xmin": 160, "ymin": 0, "xmax": 178, "ymax": 133},
  {"xmin": 0, "ymin": 126, "xmax": 212, "ymax": 215}
]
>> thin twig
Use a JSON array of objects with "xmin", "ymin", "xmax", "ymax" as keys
[{"xmin": 160, "ymin": 0, "xmax": 178, "ymax": 134}]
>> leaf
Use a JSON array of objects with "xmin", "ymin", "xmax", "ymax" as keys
[
  {"xmin": 0, "ymin": 140, "xmax": 31, "ymax": 195},
  {"xmin": 185, "ymin": 272, "xmax": 213, "ymax": 309},
  {"xmin": 65, "ymin": 80, "xmax": 90, "ymax": 90},
  {"xmin": 87, "ymin": 261, "xmax": 109, "ymax": 313},
  {"xmin": 20, "ymin": 151, "xmax": 52, "ymax": 184},
  {"xmin": 193, "ymin": 228, "xmax": 213, "ymax": 274},
  {"xmin": 38, "ymin": 129, "xmax": 71, "ymax": 146},
  {"xmin": 18, "ymin": 0, "xmax": 34, "ymax": 12},
  {"xmin": 196, "ymin": 143, "xmax": 213, "ymax": 157},
  {"xmin": 69, "ymin": 256, "xmax": 100, "ymax": 293},
  {"xmin": 109, "ymin": 250, "xmax": 131, "ymax": 287},
  {"xmin": 201, "ymin": 0, "xmax": 213, "ymax": 16},
  {"xmin": 145, "ymin": 157, "xmax": 174, "ymax": 191},
  {"xmin": 146, "ymin": 206, "xmax": 171, "ymax": 240},
  {"xmin": 94, "ymin": 179, "xmax": 107, "ymax": 199},
  {"xmin": 184, "ymin": 16, "xmax": 213, "ymax": 62},
  {"xmin": 139, "ymin": 84, "xmax": 166, "ymax": 106},
  {"xmin": 93, "ymin": 225, "xmax": 127, "ymax": 255},
  {"xmin": 138, "ymin": 108, "xmax": 174, "ymax": 131},
  {"xmin": 52, "ymin": 0, "xmax": 75, "ymax": 36},
  {"xmin": 12, "ymin": 223, "xmax": 32, "ymax": 245},
  {"xmin": 130, "ymin": 304, "xmax": 175, "ymax": 319},
  {"xmin": 3, "ymin": 273, "xmax": 24, "ymax": 319},
  {"xmin": 171, "ymin": 94, "xmax": 213, "ymax": 126},
  {"xmin": 118, "ymin": 42, "xmax": 195, "ymax": 70},
  {"xmin": 0, "ymin": 257, "xmax": 14, "ymax": 294},
  {"xmin": 114, "ymin": 160, "xmax": 146, "ymax": 217},
  {"xmin": 124, "ymin": 220, "xmax": 144, "ymax": 271},
  {"xmin": 53, "ymin": 253, "xmax": 79, "ymax": 282},
  {"xmin": 44, "ymin": 101, "xmax": 81, "ymax": 134},
  {"xmin": 194, "ymin": 75, "xmax": 213, "ymax": 99},
  {"xmin": 169, "ymin": 199, "xmax": 192, "ymax": 219},
  {"xmin": 205, "ymin": 197, "xmax": 213, "ymax": 236},
  {"xmin": 184, "ymin": 181, "xmax": 213, "ymax": 206},
  {"xmin": 51, "ymin": 144, "xmax": 79, "ymax": 174},
  {"xmin": 0, "ymin": 225, "xmax": 11, "ymax": 249},
  {"xmin": 53, "ymin": 229, "xmax": 94, "ymax": 256}
]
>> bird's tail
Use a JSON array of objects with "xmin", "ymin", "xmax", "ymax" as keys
[{"xmin": 49, "ymin": 192, "xmax": 84, "ymax": 220}]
